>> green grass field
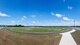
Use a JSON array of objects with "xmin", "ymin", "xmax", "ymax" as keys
[{"xmin": 3, "ymin": 26, "xmax": 70, "ymax": 32}]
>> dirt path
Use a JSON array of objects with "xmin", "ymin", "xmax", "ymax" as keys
[{"xmin": 59, "ymin": 29, "xmax": 77, "ymax": 45}]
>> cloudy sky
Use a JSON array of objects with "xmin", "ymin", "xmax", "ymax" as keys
[{"xmin": 0, "ymin": 0, "xmax": 80, "ymax": 26}]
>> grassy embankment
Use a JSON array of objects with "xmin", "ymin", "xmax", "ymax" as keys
[
  {"xmin": 72, "ymin": 30, "xmax": 80, "ymax": 45},
  {"xmin": 0, "ymin": 28, "xmax": 61, "ymax": 45}
]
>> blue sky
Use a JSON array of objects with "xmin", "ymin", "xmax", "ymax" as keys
[{"xmin": 0, "ymin": 0, "xmax": 80, "ymax": 26}]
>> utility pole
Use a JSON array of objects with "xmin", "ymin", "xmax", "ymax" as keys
[{"xmin": 74, "ymin": 20, "xmax": 75, "ymax": 29}]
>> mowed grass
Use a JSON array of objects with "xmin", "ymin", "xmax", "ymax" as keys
[
  {"xmin": 72, "ymin": 30, "xmax": 80, "ymax": 45},
  {"xmin": 3, "ymin": 26, "xmax": 70, "ymax": 32},
  {"xmin": 0, "ymin": 29, "xmax": 61, "ymax": 45}
]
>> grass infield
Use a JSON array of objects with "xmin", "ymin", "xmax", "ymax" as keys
[{"xmin": 3, "ymin": 26, "xmax": 70, "ymax": 32}]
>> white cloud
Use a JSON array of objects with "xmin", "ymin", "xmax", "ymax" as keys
[
  {"xmin": 0, "ymin": 12, "xmax": 9, "ymax": 17},
  {"xmin": 51, "ymin": 12, "xmax": 73, "ymax": 21},
  {"xmin": 68, "ymin": 6, "xmax": 73, "ymax": 10},
  {"xmin": 21, "ymin": 16, "xmax": 27, "ymax": 21},
  {"xmin": 55, "ymin": 14, "xmax": 63, "ymax": 17},
  {"xmin": 63, "ymin": 17, "xmax": 70, "ymax": 21},
  {"xmin": 23, "ymin": 16, "xmax": 27, "ymax": 18},
  {"xmin": 51, "ymin": 13, "xmax": 63, "ymax": 18}
]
